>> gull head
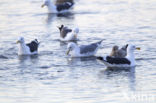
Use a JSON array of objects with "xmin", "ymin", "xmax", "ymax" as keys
[
  {"xmin": 73, "ymin": 27, "xmax": 79, "ymax": 38},
  {"xmin": 66, "ymin": 42, "xmax": 77, "ymax": 55},
  {"xmin": 41, "ymin": 0, "xmax": 51, "ymax": 8},
  {"xmin": 73, "ymin": 27, "xmax": 79, "ymax": 34},
  {"xmin": 112, "ymin": 45, "xmax": 119, "ymax": 52},
  {"xmin": 16, "ymin": 37, "xmax": 25, "ymax": 44},
  {"xmin": 127, "ymin": 44, "xmax": 140, "ymax": 53}
]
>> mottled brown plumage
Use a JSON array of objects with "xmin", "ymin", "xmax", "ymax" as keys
[
  {"xmin": 110, "ymin": 44, "xmax": 128, "ymax": 58},
  {"xmin": 58, "ymin": 25, "xmax": 72, "ymax": 38},
  {"xmin": 110, "ymin": 45, "xmax": 119, "ymax": 57}
]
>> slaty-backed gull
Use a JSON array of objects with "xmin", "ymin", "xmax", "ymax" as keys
[
  {"xmin": 55, "ymin": 0, "xmax": 74, "ymax": 5},
  {"xmin": 97, "ymin": 45, "xmax": 140, "ymax": 67},
  {"xmin": 16, "ymin": 37, "xmax": 40, "ymax": 55},
  {"xmin": 41, "ymin": 0, "xmax": 74, "ymax": 13}
]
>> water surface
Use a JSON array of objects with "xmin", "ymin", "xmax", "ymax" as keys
[{"xmin": 0, "ymin": 0, "xmax": 156, "ymax": 103}]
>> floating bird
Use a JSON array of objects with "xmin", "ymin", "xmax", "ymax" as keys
[
  {"xmin": 58, "ymin": 25, "xmax": 79, "ymax": 41},
  {"xmin": 97, "ymin": 44, "xmax": 140, "ymax": 67},
  {"xmin": 55, "ymin": 0, "xmax": 74, "ymax": 5},
  {"xmin": 16, "ymin": 37, "xmax": 40, "ymax": 55},
  {"xmin": 66, "ymin": 40, "xmax": 103, "ymax": 57},
  {"xmin": 58, "ymin": 25, "xmax": 72, "ymax": 38},
  {"xmin": 41, "ymin": 0, "xmax": 74, "ymax": 13},
  {"xmin": 110, "ymin": 44, "xmax": 128, "ymax": 58}
]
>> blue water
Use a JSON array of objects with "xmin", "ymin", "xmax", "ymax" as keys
[{"xmin": 0, "ymin": 0, "xmax": 155, "ymax": 103}]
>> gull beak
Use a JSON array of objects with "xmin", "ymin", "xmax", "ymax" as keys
[
  {"xmin": 16, "ymin": 40, "xmax": 20, "ymax": 44},
  {"xmin": 66, "ymin": 48, "xmax": 71, "ymax": 55},
  {"xmin": 41, "ymin": 4, "xmax": 45, "ymax": 8},
  {"xmin": 136, "ymin": 47, "xmax": 141, "ymax": 50}
]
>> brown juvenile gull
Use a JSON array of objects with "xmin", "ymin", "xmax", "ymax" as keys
[
  {"xmin": 58, "ymin": 24, "xmax": 79, "ymax": 41},
  {"xmin": 110, "ymin": 44, "xmax": 128, "ymax": 58}
]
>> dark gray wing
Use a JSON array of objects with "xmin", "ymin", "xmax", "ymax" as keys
[
  {"xmin": 56, "ymin": 2, "xmax": 74, "ymax": 12},
  {"xmin": 97, "ymin": 56, "xmax": 130, "ymax": 65},
  {"xmin": 26, "ymin": 39, "xmax": 39, "ymax": 52},
  {"xmin": 56, "ymin": 0, "xmax": 74, "ymax": 5},
  {"xmin": 80, "ymin": 44, "xmax": 98, "ymax": 54},
  {"xmin": 80, "ymin": 40, "xmax": 103, "ymax": 54},
  {"xmin": 106, "ymin": 56, "xmax": 130, "ymax": 64}
]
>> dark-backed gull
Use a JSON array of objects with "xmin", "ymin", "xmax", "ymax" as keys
[
  {"xmin": 41, "ymin": 0, "xmax": 74, "ymax": 13},
  {"xmin": 16, "ymin": 37, "xmax": 40, "ymax": 55},
  {"xmin": 55, "ymin": 0, "xmax": 74, "ymax": 5},
  {"xmin": 97, "ymin": 45, "xmax": 140, "ymax": 67}
]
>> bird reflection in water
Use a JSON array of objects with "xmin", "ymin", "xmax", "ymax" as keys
[
  {"xmin": 46, "ymin": 12, "xmax": 74, "ymax": 25},
  {"xmin": 59, "ymin": 39, "xmax": 77, "ymax": 46},
  {"xmin": 99, "ymin": 67, "xmax": 136, "ymax": 91},
  {"xmin": 18, "ymin": 55, "xmax": 39, "ymax": 64},
  {"xmin": 67, "ymin": 56, "xmax": 98, "ymax": 65}
]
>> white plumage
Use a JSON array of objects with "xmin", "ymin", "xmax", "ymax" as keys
[
  {"xmin": 60, "ymin": 27, "xmax": 79, "ymax": 41},
  {"xmin": 16, "ymin": 37, "xmax": 39, "ymax": 56}
]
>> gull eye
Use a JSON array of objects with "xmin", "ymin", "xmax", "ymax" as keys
[{"xmin": 70, "ymin": 46, "xmax": 73, "ymax": 50}]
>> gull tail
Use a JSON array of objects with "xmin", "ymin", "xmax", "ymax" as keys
[
  {"xmin": 97, "ymin": 39, "xmax": 104, "ymax": 44},
  {"xmin": 57, "ymin": 25, "xmax": 64, "ymax": 32}
]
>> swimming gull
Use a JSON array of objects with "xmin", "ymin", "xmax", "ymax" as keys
[
  {"xmin": 58, "ymin": 25, "xmax": 79, "ymax": 41},
  {"xmin": 16, "ymin": 37, "xmax": 40, "ymax": 55},
  {"xmin": 97, "ymin": 44, "xmax": 140, "ymax": 67},
  {"xmin": 41, "ymin": 0, "xmax": 74, "ymax": 13},
  {"xmin": 66, "ymin": 40, "xmax": 103, "ymax": 57},
  {"xmin": 110, "ymin": 44, "xmax": 128, "ymax": 58}
]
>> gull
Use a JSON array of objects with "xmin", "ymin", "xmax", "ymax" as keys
[
  {"xmin": 97, "ymin": 44, "xmax": 140, "ymax": 67},
  {"xmin": 16, "ymin": 37, "xmax": 40, "ymax": 55},
  {"xmin": 66, "ymin": 40, "xmax": 103, "ymax": 57},
  {"xmin": 58, "ymin": 25, "xmax": 79, "ymax": 41},
  {"xmin": 41, "ymin": 0, "xmax": 74, "ymax": 13}
]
